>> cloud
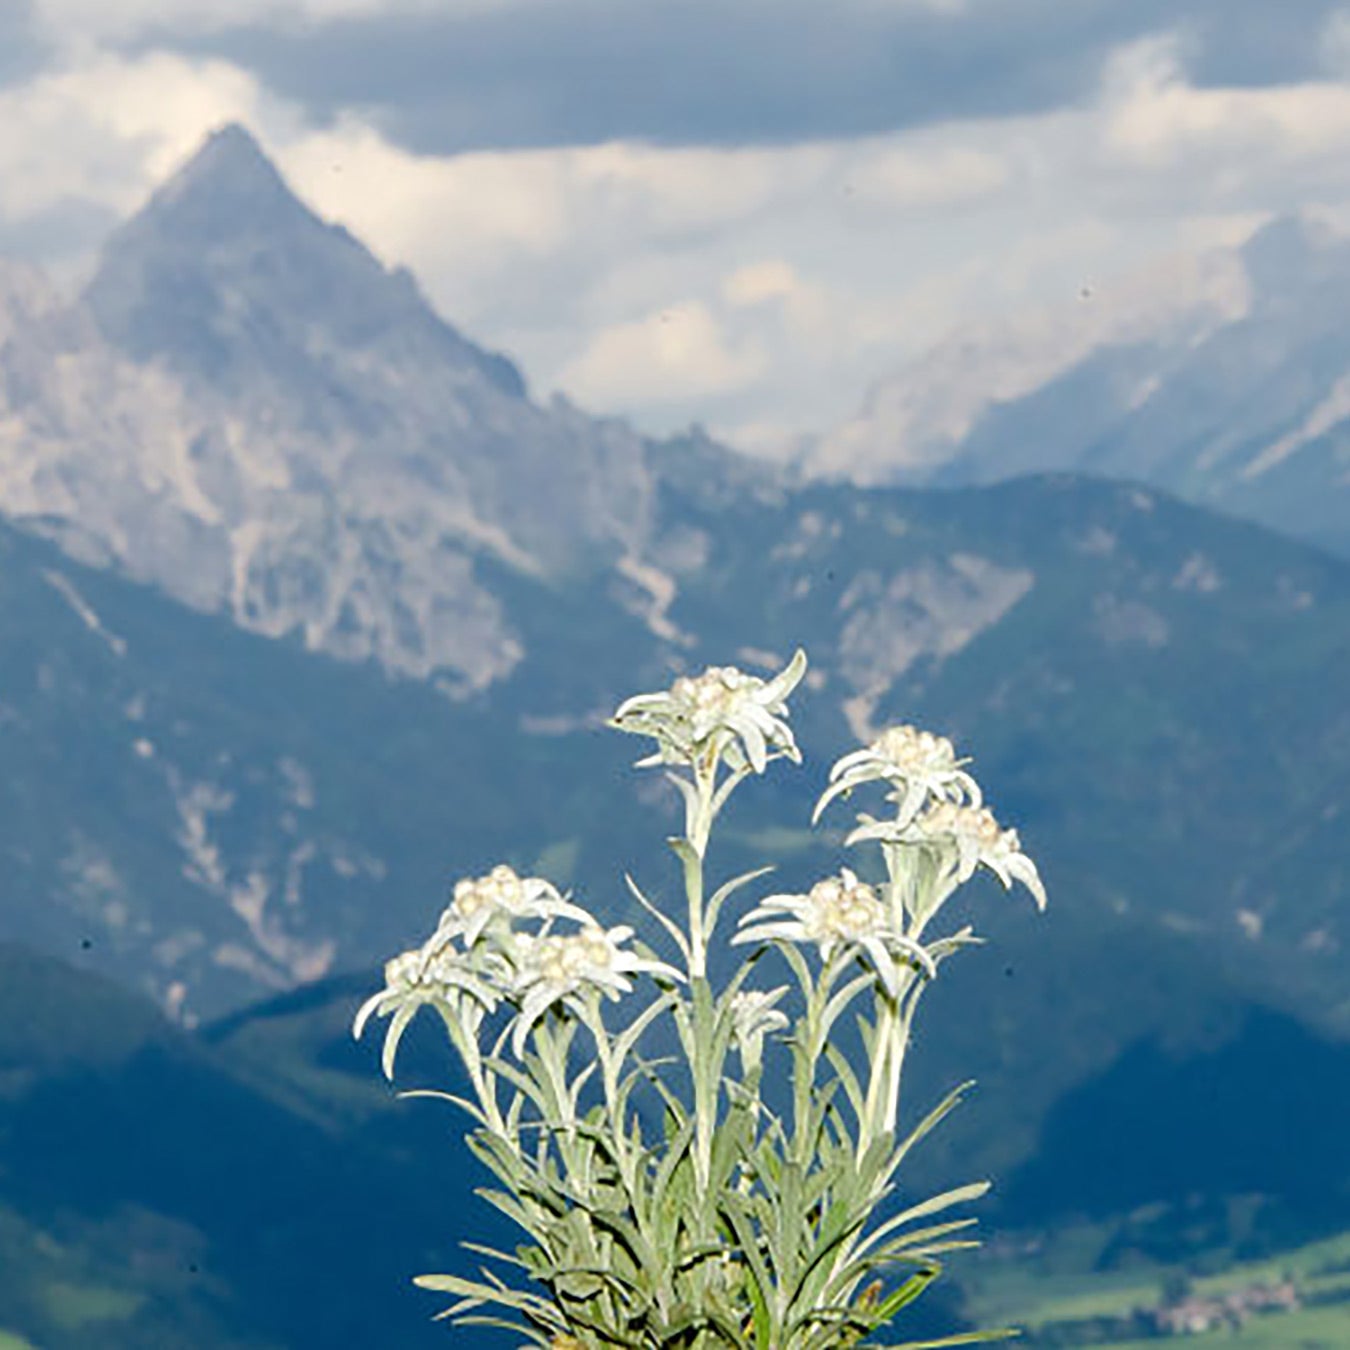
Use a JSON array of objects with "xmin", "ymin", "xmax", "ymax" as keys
[
  {"xmin": 1104, "ymin": 34, "xmax": 1350, "ymax": 164},
  {"xmin": 29, "ymin": 0, "xmax": 535, "ymax": 48},
  {"xmin": 105, "ymin": 0, "xmax": 1349, "ymax": 158},
  {"xmin": 0, "ymin": 2, "xmax": 52, "ymax": 90},
  {"xmin": 849, "ymin": 144, "xmax": 1011, "ymax": 208},
  {"xmin": 557, "ymin": 300, "xmax": 767, "ymax": 409},
  {"xmin": 1325, "ymin": 11, "xmax": 1350, "ymax": 68},
  {"xmin": 722, "ymin": 260, "xmax": 798, "ymax": 308},
  {"xmin": 0, "ymin": 50, "xmax": 277, "ymax": 226},
  {"xmin": 0, "ymin": 197, "xmax": 119, "ymax": 279},
  {"xmin": 278, "ymin": 121, "xmax": 819, "ymax": 335},
  {"xmin": 127, "ymin": 0, "xmax": 1109, "ymax": 153}
]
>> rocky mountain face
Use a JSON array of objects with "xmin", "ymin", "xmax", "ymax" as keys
[
  {"xmin": 0, "ymin": 507, "xmax": 676, "ymax": 1023},
  {"xmin": 2, "ymin": 468, "xmax": 1349, "ymax": 1350},
  {"xmin": 808, "ymin": 216, "xmax": 1350, "ymax": 558},
  {"xmin": 0, "ymin": 124, "xmax": 660, "ymax": 695},
  {"xmin": 4, "ymin": 463, "xmax": 1349, "ymax": 1180}
]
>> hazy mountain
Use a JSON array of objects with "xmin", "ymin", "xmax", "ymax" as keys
[
  {"xmin": 808, "ymin": 216, "xmax": 1350, "ymax": 557},
  {"xmin": 0, "ymin": 508, "xmax": 673, "ymax": 1023},
  {"xmin": 4, "ymin": 461, "xmax": 1349, "ymax": 1199},
  {"xmin": 0, "ymin": 121, "xmax": 1343, "ymax": 1114},
  {"xmin": 0, "ymin": 124, "xmax": 663, "ymax": 695}
]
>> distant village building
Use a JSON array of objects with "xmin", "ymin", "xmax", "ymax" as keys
[{"xmin": 1149, "ymin": 1279, "xmax": 1300, "ymax": 1336}]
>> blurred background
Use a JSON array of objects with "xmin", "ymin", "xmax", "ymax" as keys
[{"xmin": 0, "ymin": 1, "xmax": 1348, "ymax": 1345}]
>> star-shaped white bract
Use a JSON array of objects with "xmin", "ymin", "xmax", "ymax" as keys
[
  {"xmin": 733, "ymin": 868, "xmax": 937, "ymax": 997},
  {"xmin": 848, "ymin": 801, "xmax": 1047, "ymax": 910},
  {"xmin": 609, "ymin": 649, "xmax": 807, "ymax": 774},
  {"xmin": 509, "ymin": 924, "xmax": 683, "ymax": 1057},
  {"xmin": 814, "ymin": 723, "xmax": 981, "ymax": 828},
  {"xmin": 355, "ymin": 864, "xmax": 598, "ymax": 1076},
  {"xmin": 352, "ymin": 937, "xmax": 503, "ymax": 1079},
  {"xmin": 728, "ymin": 986, "xmax": 790, "ymax": 1051},
  {"xmin": 439, "ymin": 864, "xmax": 593, "ymax": 948}
]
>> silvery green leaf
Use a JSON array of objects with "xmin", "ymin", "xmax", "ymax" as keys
[{"xmin": 704, "ymin": 864, "xmax": 776, "ymax": 941}]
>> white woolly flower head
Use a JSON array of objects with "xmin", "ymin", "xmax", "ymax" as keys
[
  {"xmin": 728, "ymin": 985, "xmax": 790, "ymax": 1051},
  {"xmin": 815, "ymin": 722, "xmax": 981, "ymax": 828},
  {"xmin": 848, "ymin": 800, "xmax": 1047, "ymax": 910},
  {"xmin": 609, "ymin": 649, "xmax": 807, "ymax": 775},
  {"xmin": 439, "ymin": 863, "xmax": 593, "ymax": 948},
  {"xmin": 355, "ymin": 862, "xmax": 602, "ymax": 1077},
  {"xmin": 509, "ymin": 924, "xmax": 684, "ymax": 1057},
  {"xmin": 733, "ymin": 868, "xmax": 937, "ymax": 997},
  {"xmin": 352, "ymin": 929, "xmax": 504, "ymax": 1079}
]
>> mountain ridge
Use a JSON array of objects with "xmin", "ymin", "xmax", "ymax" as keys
[
  {"xmin": 83, "ymin": 123, "xmax": 529, "ymax": 401},
  {"xmin": 0, "ymin": 123, "xmax": 677, "ymax": 693},
  {"xmin": 807, "ymin": 214, "xmax": 1350, "ymax": 557}
]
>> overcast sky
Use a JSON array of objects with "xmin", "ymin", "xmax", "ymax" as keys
[{"xmin": 5, "ymin": 0, "xmax": 1350, "ymax": 451}]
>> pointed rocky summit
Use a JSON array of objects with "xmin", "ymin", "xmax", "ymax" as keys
[
  {"xmin": 133, "ymin": 122, "xmax": 300, "ymax": 233},
  {"xmin": 83, "ymin": 122, "xmax": 525, "ymax": 399}
]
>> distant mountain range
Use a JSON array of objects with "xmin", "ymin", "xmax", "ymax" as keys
[
  {"xmin": 0, "ymin": 123, "xmax": 1348, "ymax": 1348},
  {"xmin": 6, "ymin": 460, "xmax": 1349, "ymax": 1036},
  {"xmin": 0, "ymin": 124, "xmax": 664, "ymax": 695},
  {"xmin": 807, "ymin": 216, "xmax": 1350, "ymax": 559}
]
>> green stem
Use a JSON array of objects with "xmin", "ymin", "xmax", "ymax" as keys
[
  {"xmin": 882, "ymin": 922, "xmax": 930, "ymax": 1137},
  {"xmin": 858, "ymin": 994, "xmax": 897, "ymax": 1161},
  {"xmin": 683, "ymin": 755, "xmax": 718, "ymax": 979},
  {"xmin": 791, "ymin": 954, "xmax": 835, "ymax": 1169},
  {"xmin": 532, "ymin": 1021, "xmax": 592, "ymax": 1188},
  {"xmin": 691, "ymin": 975, "xmax": 716, "ymax": 1198},
  {"xmin": 882, "ymin": 999, "xmax": 913, "ymax": 1137},
  {"xmin": 581, "ymin": 994, "xmax": 632, "ymax": 1185},
  {"xmin": 442, "ymin": 1006, "xmax": 509, "ymax": 1140}
]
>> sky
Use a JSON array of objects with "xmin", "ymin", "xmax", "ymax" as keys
[{"xmin": 4, "ymin": 0, "xmax": 1350, "ymax": 453}]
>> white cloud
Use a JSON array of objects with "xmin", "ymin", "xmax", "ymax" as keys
[
  {"xmin": 1320, "ymin": 8, "xmax": 1350, "ymax": 75},
  {"xmin": 1104, "ymin": 34, "xmax": 1350, "ymax": 164},
  {"xmin": 281, "ymin": 124, "xmax": 813, "ymax": 314},
  {"xmin": 849, "ymin": 144, "xmax": 1011, "ymax": 208},
  {"xmin": 854, "ymin": 0, "xmax": 968, "ymax": 7},
  {"xmin": 722, "ymin": 260, "xmax": 798, "ymax": 308},
  {"xmin": 557, "ymin": 301, "xmax": 767, "ymax": 408},
  {"xmin": 0, "ymin": 51, "xmax": 275, "ymax": 222},
  {"xmin": 284, "ymin": 121, "xmax": 571, "ymax": 269}
]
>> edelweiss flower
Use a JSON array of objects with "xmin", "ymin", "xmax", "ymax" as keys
[
  {"xmin": 728, "ymin": 986, "xmax": 790, "ymax": 1050},
  {"xmin": 509, "ymin": 924, "xmax": 683, "ymax": 1056},
  {"xmin": 439, "ymin": 863, "xmax": 593, "ymax": 948},
  {"xmin": 849, "ymin": 802, "xmax": 1047, "ymax": 910},
  {"xmin": 814, "ymin": 723, "xmax": 981, "ymax": 827},
  {"xmin": 733, "ymin": 869, "xmax": 936, "ymax": 996},
  {"xmin": 352, "ymin": 937, "xmax": 502, "ymax": 1078},
  {"xmin": 609, "ymin": 649, "xmax": 807, "ymax": 774}
]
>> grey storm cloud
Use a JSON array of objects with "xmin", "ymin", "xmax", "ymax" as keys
[
  {"xmin": 0, "ymin": 0, "xmax": 53, "ymax": 90},
  {"xmin": 136, "ymin": 0, "xmax": 1346, "ymax": 153}
]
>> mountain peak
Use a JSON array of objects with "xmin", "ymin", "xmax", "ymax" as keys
[
  {"xmin": 181, "ymin": 122, "xmax": 273, "ymax": 178},
  {"xmin": 160, "ymin": 122, "xmax": 290, "ymax": 208},
  {"xmin": 82, "ymin": 123, "xmax": 526, "ymax": 398},
  {"xmin": 110, "ymin": 122, "xmax": 318, "ymax": 250}
]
